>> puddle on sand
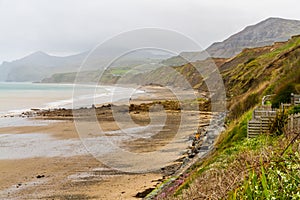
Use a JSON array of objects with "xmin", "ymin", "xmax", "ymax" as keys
[
  {"xmin": 0, "ymin": 124, "xmax": 166, "ymax": 160},
  {"xmin": 0, "ymin": 133, "xmax": 87, "ymax": 160}
]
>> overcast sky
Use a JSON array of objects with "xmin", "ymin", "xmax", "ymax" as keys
[{"xmin": 0, "ymin": 0, "xmax": 300, "ymax": 63}]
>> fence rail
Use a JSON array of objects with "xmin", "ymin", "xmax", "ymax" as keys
[
  {"xmin": 247, "ymin": 93, "xmax": 300, "ymax": 138},
  {"xmin": 286, "ymin": 113, "xmax": 300, "ymax": 132},
  {"xmin": 291, "ymin": 94, "xmax": 300, "ymax": 106}
]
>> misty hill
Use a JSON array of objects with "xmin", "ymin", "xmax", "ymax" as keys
[
  {"xmin": 163, "ymin": 17, "xmax": 300, "ymax": 65},
  {"xmin": 0, "ymin": 49, "xmax": 171, "ymax": 82},
  {"xmin": 0, "ymin": 51, "xmax": 88, "ymax": 82}
]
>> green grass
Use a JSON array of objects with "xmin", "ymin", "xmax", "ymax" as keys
[
  {"xmin": 229, "ymin": 146, "xmax": 300, "ymax": 199},
  {"xmin": 218, "ymin": 110, "xmax": 253, "ymax": 150},
  {"xmin": 110, "ymin": 68, "xmax": 131, "ymax": 75},
  {"xmin": 259, "ymin": 36, "xmax": 300, "ymax": 60},
  {"xmin": 171, "ymin": 109, "xmax": 299, "ymax": 199}
]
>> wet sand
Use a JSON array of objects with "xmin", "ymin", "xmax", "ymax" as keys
[
  {"xmin": 0, "ymin": 86, "xmax": 211, "ymax": 199},
  {"xmin": 0, "ymin": 119, "xmax": 165, "ymax": 199},
  {"xmin": 0, "ymin": 156, "xmax": 162, "ymax": 199}
]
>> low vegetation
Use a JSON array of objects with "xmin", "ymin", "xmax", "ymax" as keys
[
  {"xmin": 156, "ymin": 35, "xmax": 300, "ymax": 199},
  {"xmin": 161, "ymin": 113, "xmax": 299, "ymax": 199}
]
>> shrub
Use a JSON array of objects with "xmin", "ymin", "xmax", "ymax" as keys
[
  {"xmin": 270, "ymin": 110, "xmax": 288, "ymax": 135},
  {"xmin": 289, "ymin": 105, "xmax": 300, "ymax": 114},
  {"xmin": 271, "ymin": 83, "xmax": 296, "ymax": 108}
]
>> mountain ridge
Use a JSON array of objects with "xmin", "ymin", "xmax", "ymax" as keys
[
  {"xmin": 162, "ymin": 17, "xmax": 300, "ymax": 66},
  {"xmin": 207, "ymin": 17, "xmax": 300, "ymax": 57}
]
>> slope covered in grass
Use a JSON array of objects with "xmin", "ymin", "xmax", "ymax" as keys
[{"xmin": 156, "ymin": 35, "xmax": 300, "ymax": 199}]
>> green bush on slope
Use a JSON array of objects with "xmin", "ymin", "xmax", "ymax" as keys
[
  {"xmin": 289, "ymin": 105, "xmax": 300, "ymax": 114},
  {"xmin": 271, "ymin": 83, "xmax": 297, "ymax": 108}
]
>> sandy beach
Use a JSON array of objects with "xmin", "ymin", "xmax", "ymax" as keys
[{"xmin": 0, "ymin": 85, "xmax": 211, "ymax": 199}]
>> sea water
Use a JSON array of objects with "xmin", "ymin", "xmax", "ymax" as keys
[
  {"xmin": 0, "ymin": 82, "xmax": 143, "ymax": 117},
  {"xmin": 0, "ymin": 82, "xmax": 146, "ymax": 160}
]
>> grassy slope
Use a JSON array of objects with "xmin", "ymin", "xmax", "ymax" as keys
[
  {"xmin": 224, "ymin": 35, "xmax": 300, "ymax": 119},
  {"xmin": 159, "ymin": 36, "xmax": 300, "ymax": 199},
  {"xmin": 114, "ymin": 57, "xmax": 227, "ymax": 89}
]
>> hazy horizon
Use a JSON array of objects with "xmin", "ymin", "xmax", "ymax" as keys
[{"xmin": 1, "ymin": 0, "xmax": 300, "ymax": 62}]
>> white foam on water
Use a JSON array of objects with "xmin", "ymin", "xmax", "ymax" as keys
[
  {"xmin": 0, "ymin": 83, "xmax": 145, "ymax": 129},
  {"xmin": 0, "ymin": 82, "xmax": 145, "ymax": 115}
]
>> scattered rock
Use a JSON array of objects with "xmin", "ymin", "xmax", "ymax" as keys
[
  {"xmin": 36, "ymin": 175, "xmax": 45, "ymax": 179},
  {"xmin": 135, "ymin": 188, "xmax": 155, "ymax": 198}
]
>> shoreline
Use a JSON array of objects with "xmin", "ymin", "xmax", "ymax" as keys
[
  {"xmin": 0, "ymin": 82, "xmax": 149, "ymax": 119},
  {"xmin": 0, "ymin": 85, "xmax": 217, "ymax": 199}
]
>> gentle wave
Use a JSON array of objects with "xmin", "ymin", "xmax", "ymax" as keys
[{"xmin": 0, "ymin": 82, "xmax": 144, "ymax": 117}]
